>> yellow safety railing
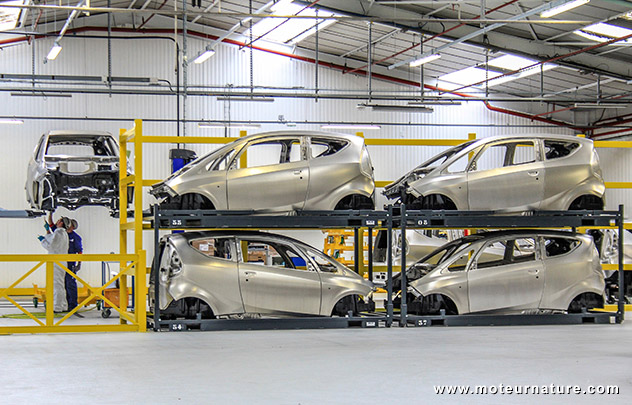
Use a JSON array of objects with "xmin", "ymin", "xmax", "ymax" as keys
[{"xmin": 0, "ymin": 252, "xmax": 146, "ymax": 334}]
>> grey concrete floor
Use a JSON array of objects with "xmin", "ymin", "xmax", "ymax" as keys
[{"xmin": 1, "ymin": 317, "xmax": 631, "ymax": 404}]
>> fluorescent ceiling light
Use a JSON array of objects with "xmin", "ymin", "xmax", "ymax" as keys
[
  {"xmin": 488, "ymin": 55, "xmax": 536, "ymax": 71},
  {"xmin": 245, "ymin": 0, "xmax": 337, "ymax": 45},
  {"xmin": 357, "ymin": 103, "xmax": 434, "ymax": 113},
  {"xmin": 193, "ymin": 48, "xmax": 216, "ymax": 64},
  {"xmin": 216, "ymin": 96, "xmax": 275, "ymax": 102},
  {"xmin": 407, "ymin": 101, "xmax": 462, "ymax": 106},
  {"xmin": 0, "ymin": 118, "xmax": 23, "ymax": 124},
  {"xmin": 541, "ymin": 0, "xmax": 589, "ymax": 18},
  {"xmin": 439, "ymin": 67, "xmax": 499, "ymax": 90},
  {"xmin": 11, "ymin": 91, "xmax": 72, "ymax": 98},
  {"xmin": 46, "ymin": 43, "xmax": 62, "ymax": 60},
  {"xmin": 409, "ymin": 54, "xmax": 441, "ymax": 68},
  {"xmin": 198, "ymin": 123, "xmax": 261, "ymax": 129},
  {"xmin": 574, "ymin": 23, "xmax": 632, "ymax": 45},
  {"xmin": 0, "ymin": 0, "xmax": 25, "ymax": 32},
  {"xmin": 321, "ymin": 124, "xmax": 381, "ymax": 130},
  {"xmin": 574, "ymin": 103, "xmax": 627, "ymax": 109}
]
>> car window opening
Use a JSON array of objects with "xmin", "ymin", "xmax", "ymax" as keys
[
  {"xmin": 544, "ymin": 140, "xmax": 580, "ymax": 160},
  {"xmin": 310, "ymin": 138, "xmax": 348, "ymax": 158},
  {"xmin": 544, "ymin": 237, "xmax": 581, "ymax": 257}
]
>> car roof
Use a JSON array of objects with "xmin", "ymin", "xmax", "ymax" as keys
[
  {"xmin": 456, "ymin": 229, "xmax": 584, "ymax": 243},
  {"xmin": 164, "ymin": 230, "xmax": 316, "ymax": 248},
  {"xmin": 472, "ymin": 134, "xmax": 592, "ymax": 145},
  {"xmin": 47, "ymin": 130, "xmax": 113, "ymax": 137},
  {"xmin": 235, "ymin": 130, "xmax": 365, "ymax": 144}
]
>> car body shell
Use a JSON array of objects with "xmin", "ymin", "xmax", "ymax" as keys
[
  {"xmin": 383, "ymin": 134, "xmax": 604, "ymax": 212},
  {"xmin": 149, "ymin": 230, "xmax": 375, "ymax": 317},
  {"xmin": 150, "ymin": 131, "xmax": 375, "ymax": 212},
  {"xmin": 404, "ymin": 230, "xmax": 604, "ymax": 314},
  {"xmin": 25, "ymin": 131, "xmax": 123, "ymax": 211}
]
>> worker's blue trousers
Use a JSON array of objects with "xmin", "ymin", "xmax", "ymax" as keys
[{"xmin": 65, "ymin": 264, "xmax": 79, "ymax": 310}]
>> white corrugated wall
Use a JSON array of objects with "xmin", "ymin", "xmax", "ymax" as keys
[{"xmin": 0, "ymin": 32, "xmax": 627, "ymax": 288}]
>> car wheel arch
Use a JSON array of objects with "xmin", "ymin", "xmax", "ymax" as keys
[
  {"xmin": 410, "ymin": 193, "xmax": 458, "ymax": 210},
  {"xmin": 326, "ymin": 290, "xmax": 369, "ymax": 316},
  {"xmin": 173, "ymin": 292, "xmax": 220, "ymax": 318},
  {"xmin": 333, "ymin": 193, "xmax": 375, "ymax": 210},
  {"xmin": 567, "ymin": 194, "xmax": 605, "ymax": 210},
  {"xmin": 567, "ymin": 291, "xmax": 604, "ymax": 313}
]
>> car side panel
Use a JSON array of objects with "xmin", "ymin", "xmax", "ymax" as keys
[
  {"xmin": 408, "ymin": 173, "xmax": 468, "ymax": 209},
  {"xmin": 166, "ymin": 259, "xmax": 245, "ymax": 316},
  {"xmin": 467, "ymin": 161, "xmax": 545, "ymax": 211},
  {"xmin": 539, "ymin": 243, "xmax": 604, "ymax": 310},
  {"xmin": 238, "ymin": 262, "xmax": 322, "ymax": 315},
  {"xmin": 170, "ymin": 166, "xmax": 228, "ymax": 209},
  {"xmin": 227, "ymin": 160, "xmax": 309, "ymax": 211},
  {"xmin": 467, "ymin": 260, "xmax": 545, "ymax": 313},
  {"xmin": 304, "ymin": 147, "xmax": 374, "ymax": 210},
  {"xmin": 319, "ymin": 272, "xmax": 373, "ymax": 315},
  {"xmin": 540, "ymin": 153, "xmax": 605, "ymax": 210},
  {"xmin": 412, "ymin": 271, "xmax": 469, "ymax": 314}
]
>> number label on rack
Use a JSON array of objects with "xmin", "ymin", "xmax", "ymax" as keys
[
  {"xmin": 417, "ymin": 319, "xmax": 429, "ymax": 327},
  {"xmin": 417, "ymin": 219, "xmax": 429, "ymax": 226},
  {"xmin": 171, "ymin": 219, "xmax": 182, "ymax": 226},
  {"xmin": 365, "ymin": 220, "xmax": 376, "ymax": 226}
]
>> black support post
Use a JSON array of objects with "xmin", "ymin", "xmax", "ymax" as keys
[
  {"xmin": 153, "ymin": 204, "xmax": 161, "ymax": 331},
  {"xmin": 354, "ymin": 227, "xmax": 360, "ymax": 274},
  {"xmin": 399, "ymin": 204, "xmax": 407, "ymax": 327},
  {"xmin": 618, "ymin": 204, "xmax": 625, "ymax": 323},
  {"xmin": 367, "ymin": 226, "xmax": 373, "ymax": 284},
  {"xmin": 386, "ymin": 205, "xmax": 394, "ymax": 327}
]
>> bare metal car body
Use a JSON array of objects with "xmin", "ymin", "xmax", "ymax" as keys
[
  {"xmin": 394, "ymin": 230, "xmax": 605, "ymax": 315},
  {"xmin": 384, "ymin": 135, "xmax": 604, "ymax": 211},
  {"xmin": 26, "ymin": 131, "xmax": 122, "ymax": 211},
  {"xmin": 150, "ymin": 230, "xmax": 375, "ymax": 319},
  {"xmin": 150, "ymin": 131, "xmax": 375, "ymax": 212}
]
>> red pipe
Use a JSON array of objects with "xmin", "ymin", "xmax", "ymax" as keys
[
  {"xmin": 344, "ymin": 0, "xmax": 520, "ymax": 76},
  {"xmin": 0, "ymin": 26, "xmax": 575, "ymax": 129}
]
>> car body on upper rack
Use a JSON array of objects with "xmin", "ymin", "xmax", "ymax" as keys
[
  {"xmin": 25, "ymin": 130, "xmax": 127, "ymax": 212},
  {"xmin": 150, "ymin": 131, "xmax": 375, "ymax": 212},
  {"xmin": 392, "ymin": 230, "xmax": 605, "ymax": 315},
  {"xmin": 150, "ymin": 230, "xmax": 375, "ymax": 319},
  {"xmin": 383, "ymin": 135, "xmax": 605, "ymax": 212}
]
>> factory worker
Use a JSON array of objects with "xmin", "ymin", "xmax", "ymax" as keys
[{"xmin": 39, "ymin": 216, "xmax": 70, "ymax": 312}]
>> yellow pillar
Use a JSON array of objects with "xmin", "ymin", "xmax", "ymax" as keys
[
  {"xmin": 135, "ymin": 250, "xmax": 147, "ymax": 332},
  {"xmin": 45, "ymin": 261, "xmax": 54, "ymax": 326}
]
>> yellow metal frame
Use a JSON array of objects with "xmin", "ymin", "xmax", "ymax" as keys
[{"xmin": 0, "ymin": 253, "xmax": 146, "ymax": 334}]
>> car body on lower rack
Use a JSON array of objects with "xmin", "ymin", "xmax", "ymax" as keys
[
  {"xmin": 392, "ymin": 229, "xmax": 605, "ymax": 315},
  {"xmin": 150, "ymin": 230, "xmax": 375, "ymax": 320}
]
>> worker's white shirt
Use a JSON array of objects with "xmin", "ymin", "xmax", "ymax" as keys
[{"xmin": 41, "ymin": 228, "xmax": 69, "ymax": 254}]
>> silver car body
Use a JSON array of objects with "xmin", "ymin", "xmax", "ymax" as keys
[
  {"xmin": 151, "ymin": 131, "xmax": 375, "ymax": 212},
  {"xmin": 25, "ymin": 131, "xmax": 122, "ymax": 211},
  {"xmin": 404, "ymin": 230, "xmax": 604, "ymax": 314},
  {"xmin": 384, "ymin": 135, "xmax": 604, "ymax": 211},
  {"xmin": 150, "ymin": 231, "xmax": 375, "ymax": 317}
]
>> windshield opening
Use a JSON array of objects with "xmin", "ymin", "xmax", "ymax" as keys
[{"xmin": 417, "ymin": 140, "xmax": 476, "ymax": 170}]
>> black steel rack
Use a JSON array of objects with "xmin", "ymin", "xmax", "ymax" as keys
[
  {"xmin": 393, "ymin": 205, "xmax": 625, "ymax": 327},
  {"xmin": 148, "ymin": 206, "xmax": 391, "ymax": 332},
  {"xmin": 148, "ymin": 205, "xmax": 625, "ymax": 331}
]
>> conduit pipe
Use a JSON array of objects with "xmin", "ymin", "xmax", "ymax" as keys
[{"xmin": 0, "ymin": 26, "xmax": 589, "ymax": 130}]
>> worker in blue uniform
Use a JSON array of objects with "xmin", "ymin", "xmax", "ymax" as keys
[{"xmin": 48, "ymin": 214, "xmax": 84, "ymax": 317}]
